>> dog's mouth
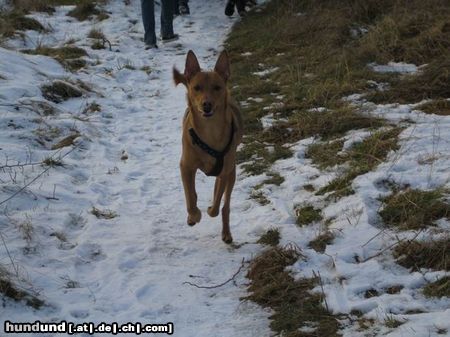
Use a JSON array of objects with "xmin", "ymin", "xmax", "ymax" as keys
[{"xmin": 202, "ymin": 111, "xmax": 214, "ymax": 118}]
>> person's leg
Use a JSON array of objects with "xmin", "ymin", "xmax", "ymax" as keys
[
  {"xmin": 179, "ymin": 0, "xmax": 189, "ymax": 15},
  {"xmin": 236, "ymin": 0, "xmax": 246, "ymax": 15},
  {"xmin": 161, "ymin": 0, "xmax": 175, "ymax": 38},
  {"xmin": 141, "ymin": 0, "xmax": 157, "ymax": 45},
  {"xmin": 174, "ymin": 0, "xmax": 180, "ymax": 15},
  {"xmin": 225, "ymin": 0, "xmax": 235, "ymax": 16}
]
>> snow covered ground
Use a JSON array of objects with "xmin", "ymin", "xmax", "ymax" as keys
[{"xmin": 1, "ymin": 0, "xmax": 449, "ymax": 336}]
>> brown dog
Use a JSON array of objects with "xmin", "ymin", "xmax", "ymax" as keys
[{"xmin": 173, "ymin": 50, "xmax": 243, "ymax": 243}]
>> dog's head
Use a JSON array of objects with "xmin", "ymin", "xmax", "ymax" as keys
[{"xmin": 173, "ymin": 50, "xmax": 230, "ymax": 118}]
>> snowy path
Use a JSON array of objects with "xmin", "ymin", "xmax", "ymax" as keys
[{"xmin": 0, "ymin": 1, "xmax": 271, "ymax": 336}]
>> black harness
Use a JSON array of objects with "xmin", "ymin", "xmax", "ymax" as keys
[{"xmin": 189, "ymin": 123, "xmax": 235, "ymax": 176}]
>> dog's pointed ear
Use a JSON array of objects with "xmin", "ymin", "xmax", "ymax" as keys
[
  {"xmin": 185, "ymin": 50, "xmax": 201, "ymax": 82},
  {"xmin": 173, "ymin": 66, "xmax": 187, "ymax": 86},
  {"xmin": 214, "ymin": 50, "xmax": 230, "ymax": 82}
]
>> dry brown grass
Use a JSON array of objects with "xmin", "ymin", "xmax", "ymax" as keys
[
  {"xmin": 245, "ymin": 245, "xmax": 341, "ymax": 336},
  {"xmin": 257, "ymin": 228, "xmax": 280, "ymax": 246},
  {"xmin": 0, "ymin": 10, "xmax": 46, "ymax": 38},
  {"xmin": 309, "ymin": 231, "xmax": 335, "ymax": 253},
  {"xmin": 417, "ymin": 99, "xmax": 450, "ymax": 116},
  {"xmin": 41, "ymin": 80, "xmax": 83, "ymax": 103},
  {"xmin": 25, "ymin": 46, "xmax": 88, "ymax": 71},
  {"xmin": 67, "ymin": 0, "xmax": 109, "ymax": 21},
  {"xmin": 423, "ymin": 276, "xmax": 450, "ymax": 298},
  {"xmin": 0, "ymin": 273, "xmax": 44, "ymax": 309},
  {"xmin": 394, "ymin": 238, "xmax": 450, "ymax": 271},
  {"xmin": 380, "ymin": 188, "xmax": 450, "ymax": 230}
]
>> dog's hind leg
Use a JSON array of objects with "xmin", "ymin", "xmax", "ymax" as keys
[
  {"xmin": 221, "ymin": 167, "xmax": 236, "ymax": 244},
  {"xmin": 180, "ymin": 164, "xmax": 201, "ymax": 226},
  {"xmin": 207, "ymin": 177, "xmax": 226, "ymax": 217}
]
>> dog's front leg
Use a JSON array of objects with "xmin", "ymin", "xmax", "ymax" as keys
[
  {"xmin": 221, "ymin": 167, "xmax": 236, "ymax": 244},
  {"xmin": 207, "ymin": 177, "xmax": 226, "ymax": 217},
  {"xmin": 180, "ymin": 164, "xmax": 201, "ymax": 226}
]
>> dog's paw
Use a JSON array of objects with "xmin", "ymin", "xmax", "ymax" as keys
[
  {"xmin": 207, "ymin": 206, "xmax": 219, "ymax": 217},
  {"xmin": 222, "ymin": 232, "xmax": 233, "ymax": 244},
  {"xmin": 187, "ymin": 208, "xmax": 201, "ymax": 226}
]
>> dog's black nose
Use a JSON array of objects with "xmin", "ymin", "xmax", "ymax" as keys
[{"xmin": 203, "ymin": 102, "xmax": 212, "ymax": 113}]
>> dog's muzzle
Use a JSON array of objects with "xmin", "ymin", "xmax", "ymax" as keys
[{"xmin": 202, "ymin": 102, "xmax": 213, "ymax": 117}]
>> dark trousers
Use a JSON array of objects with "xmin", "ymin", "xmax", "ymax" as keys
[{"xmin": 141, "ymin": 0, "xmax": 175, "ymax": 45}]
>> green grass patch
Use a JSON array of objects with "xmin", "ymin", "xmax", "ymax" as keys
[
  {"xmin": 423, "ymin": 276, "xmax": 450, "ymax": 298},
  {"xmin": 394, "ymin": 238, "xmax": 450, "ymax": 271},
  {"xmin": 380, "ymin": 188, "xmax": 450, "ymax": 230},
  {"xmin": 257, "ymin": 228, "xmax": 280, "ymax": 246},
  {"xmin": 306, "ymin": 139, "xmax": 345, "ymax": 169},
  {"xmin": 295, "ymin": 205, "xmax": 323, "ymax": 226},
  {"xmin": 317, "ymin": 127, "xmax": 403, "ymax": 198},
  {"xmin": 244, "ymin": 246, "xmax": 341, "ymax": 336}
]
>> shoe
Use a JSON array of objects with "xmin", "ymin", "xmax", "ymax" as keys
[
  {"xmin": 225, "ymin": 0, "xmax": 235, "ymax": 16},
  {"xmin": 145, "ymin": 43, "xmax": 158, "ymax": 50},
  {"xmin": 179, "ymin": 3, "xmax": 190, "ymax": 15},
  {"xmin": 161, "ymin": 34, "xmax": 179, "ymax": 43}
]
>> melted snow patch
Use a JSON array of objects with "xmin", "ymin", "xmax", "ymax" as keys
[
  {"xmin": 253, "ymin": 67, "xmax": 279, "ymax": 77},
  {"xmin": 369, "ymin": 62, "xmax": 418, "ymax": 74}
]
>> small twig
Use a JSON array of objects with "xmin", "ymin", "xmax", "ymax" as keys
[
  {"xmin": 0, "ymin": 147, "xmax": 76, "ymax": 206},
  {"xmin": 0, "ymin": 231, "xmax": 19, "ymax": 276},
  {"xmin": 0, "ymin": 161, "xmax": 43, "ymax": 170},
  {"xmin": 102, "ymin": 37, "xmax": 112, "ymax": 51},
  {"xmin": 183, "ymin": 258, "xmax": 246, "ymax": 289},
  {"xmin": 361, "ymin": 230, "xmax": 423, "ymax": 263}
]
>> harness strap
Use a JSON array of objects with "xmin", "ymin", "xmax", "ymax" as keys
[{"xmin": 189, "ymin": 123, "xmax": 235, "ymax": 176}]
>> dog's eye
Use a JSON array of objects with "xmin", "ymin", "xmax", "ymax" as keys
[
  {"xmin": 194, "ymin": 85, "xmax": 202, "ymax": 91},
  {"xmin": 213, "ymin": 85, "xmax": 222, "ymax": 91}
]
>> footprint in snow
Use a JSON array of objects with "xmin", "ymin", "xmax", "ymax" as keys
[{"xmin": 70, "ymin": 309, "xmax": 89, "ymax": 319}]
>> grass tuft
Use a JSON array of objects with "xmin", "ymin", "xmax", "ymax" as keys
[
  {"xmin": 25, "ymin": 46, "xmax": 88, "ymax": 71},
  {"xmin": 394, "ymin": 238, "xmax": 450, "ymax": 271},
  {"xmin": 295, "ymin": 205, "xmax": 323, "ymax": 227},
  {"xmin": 380, "ymin": 188, "xmax": 450, "ymax": 230},
  {"xmin": 317, "ymin": 127, "xmax": 403, "ymax": 198},
  {"xmin": 0, "ymin": 276, "xmax": 44, "ymax": 309},
  {"xmin": 423, "ymin": 276, "xmax": 450, "ymax": 298},
  {"xmin": 41, "ymin": 80, "xmax": 83, "ymax": 103},
  {"xmin": 244, "ymin": 245, "xmax": 340, "ymax": 336},
  {"xmin": 306, "ymin": 139, "xmax": 345, "ymax": 169},
  {"xmin": 0, "ymin": 11, "xmax": 46, "ymax": 38},
  {"xmin": 257, "ymin": 228, "xmax": 280, "ymax": 246},
  {"xmin": 308, "ymin": 231, "xmax": 335, "ymax": 253},
  {"xmin": 67, "ymin": 1, "xmax": 106, "ymax": 21},
  {"xmin": 417, "ymin": 99, "xmax": 450, "ymax": 116}
]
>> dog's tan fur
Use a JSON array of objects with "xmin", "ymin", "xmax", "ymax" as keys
[{"xmin": 173, "ymin": 50, "xmax": 243, "ymax": 243}]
